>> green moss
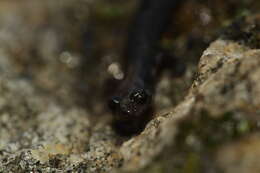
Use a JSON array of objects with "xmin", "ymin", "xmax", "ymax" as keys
[
  {"xmin": 182, "ymin": 152, "xmax": 201, "ymax": 173},
  {"xmin": 177, "ymin": 110, "xmax": 257, "ymax": 149},
  {"xmin": 221, "ymin": 15, "xmax": 260, "ymax": 49},
  {"xmin": 93, "ymin": 2, "xmax": 135, "ymax": 22},
  {"xmin": 96, "ymin": 5, "xmax": 126, "ymax": 19}
]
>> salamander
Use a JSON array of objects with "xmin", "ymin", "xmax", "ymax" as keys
[{"xmin": 108, "ymin": 0, "xmax": 183, "ymax": 136}]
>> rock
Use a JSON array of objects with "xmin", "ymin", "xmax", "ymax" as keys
[{"xmin": 117, "ymin": 15, "xmax": 260, "ymax": 173}]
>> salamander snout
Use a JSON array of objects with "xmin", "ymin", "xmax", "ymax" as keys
[
  {"xmin": 108, "ymin": 88, "xmax": 152, "ymax": 118},
  {"xmin": 108, "ymin": 88, "xmax": 153, "ymax": 135}
]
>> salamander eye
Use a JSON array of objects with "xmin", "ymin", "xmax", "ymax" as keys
[
  {"xmin": 129, "ymin": 89, "xmax": 148, "ymax": 104},
  {"xmin": 108, "ymin": 96, "xmax": 120, "ymax": 111}
]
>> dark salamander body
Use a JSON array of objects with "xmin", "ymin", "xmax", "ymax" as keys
[{"xmin": 108, "ymin": 0, "xmax": 183, "ymax": 136}]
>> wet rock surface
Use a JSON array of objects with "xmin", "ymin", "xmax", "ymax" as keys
[{"xmin": 0, "ymin": 0, "xmax": 260, "ymax": 173}]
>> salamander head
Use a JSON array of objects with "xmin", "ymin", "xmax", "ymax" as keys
[
  {"xmin": 109, "ymin": 88, "xmax": 152, "ymax": 118},
  {"xmin": 108, "ymin": 87, "xmax": 153, "ymax": 135}
]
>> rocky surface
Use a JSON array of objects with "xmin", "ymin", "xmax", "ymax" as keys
[
  {"xmin": 0, "ymin": 0, "xmax": 260, "ymax": 173},
  {"xmin": 119, "ymin": 40, "xmax": 260, "ymax": 173}
]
